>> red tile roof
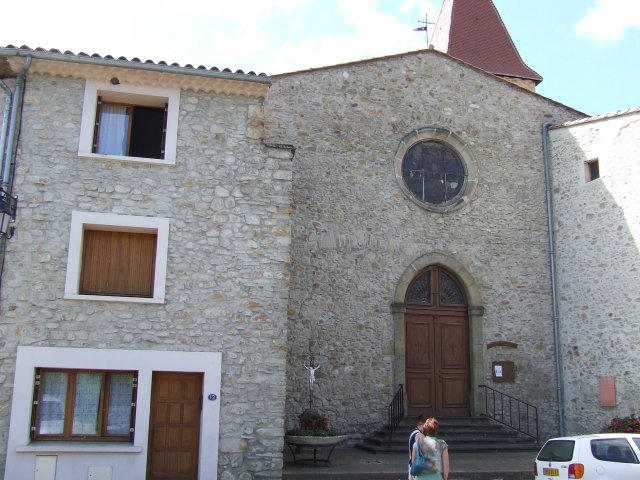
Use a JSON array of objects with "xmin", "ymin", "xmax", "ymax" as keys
[{"xmin": 432, "ymin": 0, "xmax": 542, "ymax": 84}]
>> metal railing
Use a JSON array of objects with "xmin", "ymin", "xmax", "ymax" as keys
[
  {"xmin": 387, "ymin": 384, "xmax": 404, "ymax": 443},
  {"xmin": 478, "ymin": 384, "xmax": 539, "ymax": 444}
]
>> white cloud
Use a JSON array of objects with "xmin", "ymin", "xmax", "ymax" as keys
[
  {"xmin": 258, "ymin": 0, "xmax": 439, "ymax": 73},
  {"xmin": 575, "ymin": 0, "xmax": 640, "ymax": 43},
  {"xmin": 3, "ymin": 0, "xmax": 438, "ymax": 74}
]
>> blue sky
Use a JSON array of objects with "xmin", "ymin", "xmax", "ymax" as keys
[{"xmin": 2, "ymin": 0, "xmax": 639, "ymax": 116}]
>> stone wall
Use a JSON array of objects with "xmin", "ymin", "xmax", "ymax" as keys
[
  {"xmin": 550, "ymin": 111, "xmax": 640, "ymax": 434},
  {"xmin": 0, "ymin": 71, "xmax": 292, "ymax": 478},
  {"xmin": 265, "ymin": 50, "xmax": 583, "ymax": 441}
]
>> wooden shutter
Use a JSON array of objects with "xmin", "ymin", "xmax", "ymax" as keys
[
  {"xmin": 79, "ymin": 230, "xmax": 157, "ymax": 297},
  {"xmin": 91, "ymin": 96, "xmax": 103, "ymax": 153}
]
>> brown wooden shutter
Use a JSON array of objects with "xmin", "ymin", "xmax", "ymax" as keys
[
  {"xmin": 161, "ymin": 103, "xmax": 168, "ymax": 159},
  {"xmin": 79, "ymin": 230, "xmax": 157, "ymax": 297},
  {"xmin": 30, "ymin": 369, "xmax": 42, "ymax": 439},
  {"xmin": 92, "ymin": 96, "xmax": 103, "ymax": 153}
]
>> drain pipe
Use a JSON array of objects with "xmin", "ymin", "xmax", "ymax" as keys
[
  {"xmin": 0, "ymin": 56, "xmax": 31, "ymax": 291},
  {"xmin": 0, "ymin": 81, "xmax": 13, "ymax": 183},
  {"xmin": 1, "ymin": 56, "xmax": 31, "ymax": 191},
  {"xmin": 542, "ymin": 121, "xmax": 565, "ymax": 436}
]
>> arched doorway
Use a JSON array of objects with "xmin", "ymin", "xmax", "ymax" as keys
[
  {"xmin": 404, "ymin": 265, "xmax": 469, "ymax": 416},
  {"xmin": 392, "ymin": 252, "xmax": 485, "ymax": 416}
]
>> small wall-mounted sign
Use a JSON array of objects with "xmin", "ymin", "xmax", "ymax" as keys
[
  {"xmin": 599, "ymin": 377, "xmax": 616, "ymax": 407},
  {"xmin": 208, "ymin": 393, "xmax": 218, "ymax": 401},
  {"xmin": 492, "ymin": 361, "xmax": 515, "ymax": 383}
]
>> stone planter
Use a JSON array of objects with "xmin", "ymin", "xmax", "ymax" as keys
[
  {"xmin": 284, "ymin": 434, "xmax": 348, "ymax": 465},
  {"xmin": 284, "ymin": 434, "xmax": 348, "ymax": 447}
]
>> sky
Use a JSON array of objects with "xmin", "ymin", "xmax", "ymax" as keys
[{"xmin": 1, "ymin": 0, "xmax": 639, "ymax": 116}]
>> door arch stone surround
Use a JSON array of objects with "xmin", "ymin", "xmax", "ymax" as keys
[{"xmin": 392, "ymin": 251, "xmax": 485, "ymax": 415}]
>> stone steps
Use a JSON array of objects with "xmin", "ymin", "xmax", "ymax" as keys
[{"xmin": 354, "ymin": 416, "xmax": 540, "ymax": 454}]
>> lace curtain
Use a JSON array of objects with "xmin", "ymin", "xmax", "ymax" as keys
[
  {"xmin": 96, "ymin": 103, "xmax": 129, "ymax": 156},
  {"xmin": 39, "ymin": 371, "xmax": 68, "ymax": 435}
]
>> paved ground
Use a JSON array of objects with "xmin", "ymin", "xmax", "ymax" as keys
[{"xmin": 282, "ymin": 446, "xmax": 536, "ymax": 480}]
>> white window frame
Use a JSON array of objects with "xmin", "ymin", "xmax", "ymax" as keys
[
  {"xmin": 64, "ymin": 211, "xmax": 169, "ymax": 304},
  {"xmin": 78, "ymin": 80, "xmax": 179, "ymax": 165},
  {"xmin": 6, "ymin": 347, "xmax": 222, "ymax": 480}
]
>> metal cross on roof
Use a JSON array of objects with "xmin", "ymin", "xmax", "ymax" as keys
[{"xmin": 414, "ymin": 14, "xmax": 435, "ymax": 44}]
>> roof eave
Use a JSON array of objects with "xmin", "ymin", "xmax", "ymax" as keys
[{"xmin": 0, "ymin": 47, "xmax": 271, "ymax": 85}]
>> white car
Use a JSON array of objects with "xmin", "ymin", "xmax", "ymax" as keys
[{"xmin": 534, "ymin": 433, "xmax": 640, "ymax": 479}]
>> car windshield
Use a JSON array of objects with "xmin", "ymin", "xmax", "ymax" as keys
[
  {"xmin": 591, "ymin": 438, "xmax": 639, "ymax": 463},
  {"xmin": 538, "ymin": 440, "xmax": 575, "ymax": 462}
]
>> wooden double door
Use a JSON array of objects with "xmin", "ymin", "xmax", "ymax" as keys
[{"xmin": 405, "ymin": 266, "xmax": 470, "ymax": 416}]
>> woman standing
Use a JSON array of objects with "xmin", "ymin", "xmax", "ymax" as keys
[
  {"xmin": 408, "ymin": 414, "xmax": 425, "ymax": 479},
  {"xmin": 411, "ymin": 417, "xmax": 450, "ymax": 480}
]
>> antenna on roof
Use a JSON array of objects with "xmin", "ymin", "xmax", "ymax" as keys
[{"xmin": 414, "ymin": 14, "xmax": 435, "ymax": 44}]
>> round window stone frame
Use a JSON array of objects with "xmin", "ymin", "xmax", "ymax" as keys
[{"xmin": 394, "ymin": 127, "xmax": 478, "ymax": 213}]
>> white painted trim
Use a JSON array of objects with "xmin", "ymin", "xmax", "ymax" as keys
[
  {"xmin": 64, "ymin": 211, "xmax": 169, "ymax": 303},
  {"xmin": 78, "ymin": 80, "xmax": 179, "ymax": 165},
  {"xmin": 6, "ymin": 346, "xmax": 222, "ymax": 480},
  {"xmin": 16, "ymin": 444, "xmax": 143, "ymax": 453}
]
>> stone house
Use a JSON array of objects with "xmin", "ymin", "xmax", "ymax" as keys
[
  {"xmin": 0, "ymin": 50, "xmax": 293, "ymax": 479},
  {"xmin": 0, "ymin": 1, "xmax": 639, "ymax": 479}
]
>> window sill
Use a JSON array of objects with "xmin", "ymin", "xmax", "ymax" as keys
[
  {"xmin": 64, "ymin": 293, "xmax": 165, "ymax": 304},
  {"xmin": 16, "ymin": 442, "xmax": 143, "ymax": 454},
  {"xmin": 78, "ymin": 152, "xmax": 175, "ymax": 166}
]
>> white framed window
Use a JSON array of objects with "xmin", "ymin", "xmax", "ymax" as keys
[
  {"xmin": 6, "ymin": 347, "xmax": 222, "ymax": 480},
  {"xmin": 31, "ymin": 368, "xmax": 137, "ymax": 441},
  {"xmin": 78, "ymin": 80, "xmax": 179, "ymax": 165},
  {"xmin": 64, "ymin": 212, "xmax": 169, "ymax": 303}
]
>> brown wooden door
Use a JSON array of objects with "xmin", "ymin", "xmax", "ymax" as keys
[
  {"xmin": 405, "ymin": 266, "xmax": 469, "ymax": 416},
  {"xmin": 406, "ymin": 312, "xmax": 469, "ymax": 416},
  {"xmin": 147, "ymin": 372, "xmax": 203, "ymax": 480}
]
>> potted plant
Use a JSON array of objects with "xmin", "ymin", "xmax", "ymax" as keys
[
  {"xmin": 606, "ymin": 414, "xmax": 640, "ymax": 433},
  {"xmin": 285, "ymin": 408, "xmax": 347, "ymax": 446}
]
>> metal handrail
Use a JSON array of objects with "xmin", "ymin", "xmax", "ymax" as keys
[
  {"xmin": 387, "ymin": 384, "xmax": 404, "ymax": 443},
  {"xmin": 478, "ymin": 384, "xmax": 539, "ymax": 444}
]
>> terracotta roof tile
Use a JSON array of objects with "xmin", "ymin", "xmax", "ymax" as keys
[
  {"xmin": 432, "ymin": 0, "xmax": 542, "ymax": 84},
  {"xmin": 0, "ymin": 44, "xmax": 268, "ymax": 78},
  {"xmin": 555, "ymin": 106, "xmax": 640, "ymax": 128}
]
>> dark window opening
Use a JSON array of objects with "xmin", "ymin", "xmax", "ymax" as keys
[
  {"xmin": 92, "ymin": 98, "xmax": 167, "ymax": 160},
  {"xmin": 586, "ymin": 159, "xmax": 600, "ymax": 182},
  {"xmin": 402, "ymin": 141, "xmax": 466, "ymax": 205}
]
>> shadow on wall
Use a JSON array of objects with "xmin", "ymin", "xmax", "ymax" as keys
[{"xmin": 549, "ymin": 112, "xmax": 640, "ymax": 435}]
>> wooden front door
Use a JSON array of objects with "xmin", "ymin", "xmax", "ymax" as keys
[
  {"xmin": 147, "ymin": 372, "xmax": 203, "ymax": 480},
  {"xmin": 405, "ymin": 266, "xmax": 469, "ymax": 416}
]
